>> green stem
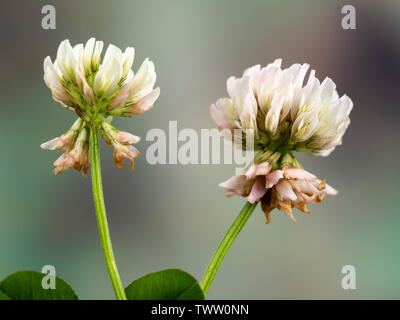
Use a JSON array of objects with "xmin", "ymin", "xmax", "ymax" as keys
[
  {"xmin": 200, "ymin": 201, "xmax": 258, "ymax": 295},
  {"xmin": 89, "ymin": 124, "xmax": 127, "ymax": 300}
]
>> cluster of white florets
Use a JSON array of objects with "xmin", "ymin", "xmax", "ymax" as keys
[{"xmin": 41, "ymin": 38, "xmax": 160, "ymax": 175}]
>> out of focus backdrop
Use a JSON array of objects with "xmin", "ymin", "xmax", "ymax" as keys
[{"xmin": 0, "ymin": 0, "xmax": 399, "ymax": 299}]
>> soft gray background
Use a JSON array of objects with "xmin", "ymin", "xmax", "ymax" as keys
[{"xmin": 0, "ymin": 0, "xmax": 399, "ymax": 299}]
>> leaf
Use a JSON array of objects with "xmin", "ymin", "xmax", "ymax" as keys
[
  {"xmin": 0, "ymin": 290, "xmax": 11, "ymax": 300},
  {"xmin": 0, "ymin": 270, "xmax": 78, "ymax": 300},
  {"xmin": 125, "ymin": 269, "xmax": 204, "ymax": 300}
]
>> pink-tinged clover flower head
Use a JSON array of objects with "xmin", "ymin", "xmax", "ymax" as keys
[
  {"xmin": 41, "ymin": 38, "xmax": 160, "ymax": 175},
  {"xmin": 219, "ymin": 153, "xmax": 338, "ymax": 223},
  {"xmin": 211, "ymin": 60, "xmax": 352, "ymax": 223}
]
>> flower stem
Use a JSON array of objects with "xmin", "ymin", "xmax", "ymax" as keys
[
  {"xmin": 89, "ymin": 124, "xmax": 127, "ymax": 300},
  {"xmin": 200, "ymin": 201, "xmax": 258, "ymax": 295}
]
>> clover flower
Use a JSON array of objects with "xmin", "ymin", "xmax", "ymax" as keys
[
  {"xmin": 211, "ymin": 60, "xmax": 352, "ymax": 222},
  {"xmin": 41, "ymin": 38, "xmax": 160, "ymax": 176},
  {"xmin": 219, "ymin": 153, "xmax": 337, "ymax": 223},
  {"xmin": 210, "ymin": 59, "xmax": 352, "ymax": 156}
]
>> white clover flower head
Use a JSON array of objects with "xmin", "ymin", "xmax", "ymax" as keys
[
  {"xmin": 211, "ymin": 60, "xmax": 353, "ymax": 223},
  {"xmin": 210, "ymin": 59, "xmax": 353, "ymax": 156},
  {"xmin": 41, "ymin": 38, "xmax": 160, "ymax": 176}
]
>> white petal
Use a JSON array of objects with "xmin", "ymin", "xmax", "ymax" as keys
[
  {"xmin": 265, "ymin": 94, "xmax": 284, "ymax": 135},
  {"xmin": 73, "ymin": 43, "xmax": 84, "ymax": 60},
  {"xmin": 126, "ymin": 58, "xmax": 156, "ymax": 101},
  {"xmin": 103, "ymin": 44, "xmax": 123, "ymax": 66},
  {"xmin": 92, "ymin": 40, "xmax": 104, "ymax": 69},
  {"xmin": 83, "ymin": 37, "xmax": 95, "ymax": 73},
  {"xmin": 56, "ymin": 40, "xmax": 77, "ymax": 81},
  {"xmin": 40, "ymin": 137, "xmax": 60, "ymax": 150},
  {"xmin": 122, "ymin": 47, "xmax": 135, "ymax": 77},
  {"xmin": 291, "ymin": 111, "xmax": 319, "ymax": 143},
  {"xmin": 93, "ymin": 57, "xmax": 123, "ymax": 98},
  {"xmin": 226, "ymin": 76, "xmax": 237, "ymax": 98}
]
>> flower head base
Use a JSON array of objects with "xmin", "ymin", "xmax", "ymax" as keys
[
  {"xmin": 219, "ymin": 153, "xmax": 337, "ymax": 223},
  {"xmin": 210, "ymin": 59, "xmax": 352, "ymax": 156},
  {"xmin": 211, "ymin": 60, "xmax": 352, "ymax": 223},
  {"xmin": 41, "ymin": 38, "xmax": 160, "ymax": 175},
  {"xmin": 41, "ymin": 118, "xmax": 90, "ymax": 176}
]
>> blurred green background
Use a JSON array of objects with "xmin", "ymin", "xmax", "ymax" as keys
[{"xmin": 0, "ymin": 0, "xmax": 399, "ymax": 299}]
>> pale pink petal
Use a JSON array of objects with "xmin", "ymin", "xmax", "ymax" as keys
[
  {"xmin": 244, "ymin": 163, "xmax": 257, "ymax": 179},
  {"xmin": 292, "ymin": 191, "xmax": 305, "ymax": 204},
  {"xmin": 245, "ymin": 162, "xmax": 272, "ymax": 180},
  {"xmin": 283, "ymin": 167, "xmax": 316, "ymax": 180},
  {"xmin": 126, "ymin": 87, "xmax": 160, "ymax": 115},
  {"xmin": 225, "ymin": 190, "xmax": 237, "ymax": 198},
  {"xmin": 43, "ymin": 57, "xmax": 63, "ymax": 90},
  {"xmin": 247, "ymin": 177, "xmax": 267, "ymax": 203},
  {"xmin": 210, "ymin": 103, "xmax": 233, "ymax": 131},
  {"xmin": 219, "ymin": 174, "xmax": 248, "ymax": 190},
  {"xmin": 289, "ymin": 179, "xmax": 319, "ymax": 195},
  {"xmin": 76, "ymin": 68, "xmax": 94, "ymax": 105},
  {"xmin": 323, "ymin": 183, "xmax": 338, "ymax": 195},
  {"xmin": 116, "ymin": 131, "xmax": 141, "ymax": 145},
  {"xmin": 266, "ymin": 170, "xmax": 283, "ymax": 186},
  {"xmin": 43, "ymin": 56, "xmax": 72, "ymax": 107},
  {"xmin": 109, "ymin": 76, "xmax": 135, "ymax": 109},
  {"xmin": 255, "ymin": 161, "xmax": 271, "ymax": 176},
  {"xmin": 275, "ymin": 180, "xmax": 297, "ymax": 201}
]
